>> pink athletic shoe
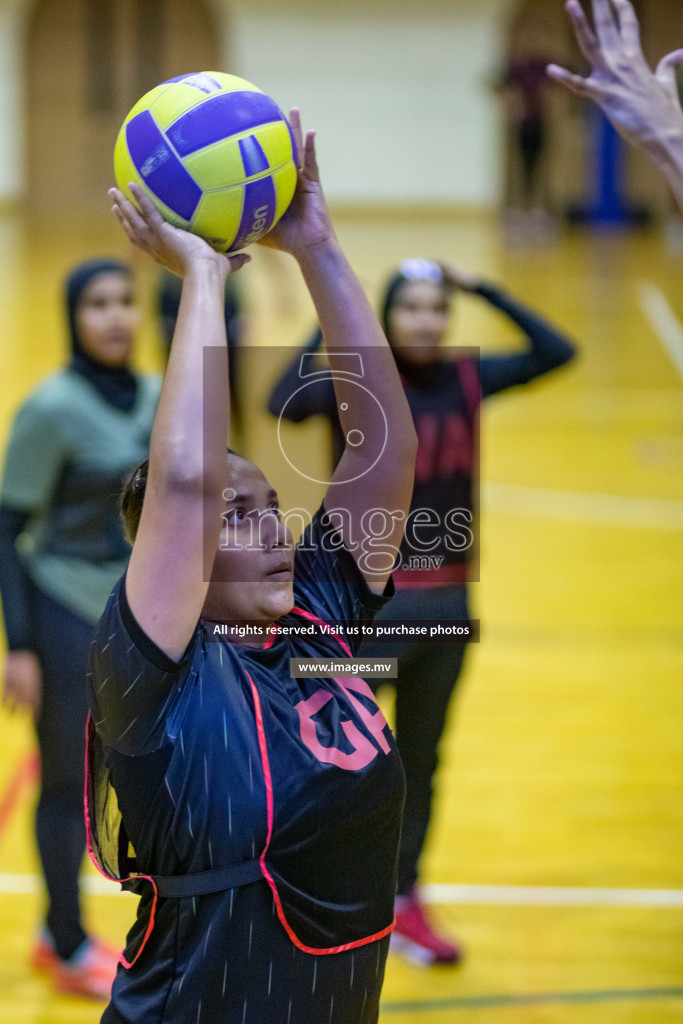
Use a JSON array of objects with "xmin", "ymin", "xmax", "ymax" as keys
[
  {"xmin": 31, "ymin": 933, "xmax": 120, "ymax": 1000},
  {"xmin": 30, "ymin": 933, "xmax": 60, "ymax": 973},
  {"xmin": 392, "ymin": 889, "xmax": 463, "ymax": 966}
]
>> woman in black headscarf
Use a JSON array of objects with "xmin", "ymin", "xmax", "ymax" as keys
[
  {"xmin": 0, "ymin": 259, "xmax": 159, "ymax": 999},
  {"xmin": 268, "ymin": 258, "xmax": 576, "ymax": 964}
]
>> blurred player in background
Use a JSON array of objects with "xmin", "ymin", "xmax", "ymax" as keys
[
  {"xmin": 0, "ymin": 259, "xmax": 159, "ymax": 999},
  {"xmin": 269, "ymin": 260, "xmax": 576, "ymax": 964},
  {"xmin": 495, "ymin": 16, "xmax": 561, "ymax": 243}
]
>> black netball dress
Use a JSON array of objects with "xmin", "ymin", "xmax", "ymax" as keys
[{"xmin": 87, "ymin": 507, "xmax": 405, "ymax": 1024}]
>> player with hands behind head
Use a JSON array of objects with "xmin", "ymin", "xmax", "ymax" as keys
[
  {"xmin": 268, "ymin": 253, "xmax": 576, "ymax": 966},
  {"xmin": 88, "ymin": 109, "xmax": 416, "ymax": 1024}
]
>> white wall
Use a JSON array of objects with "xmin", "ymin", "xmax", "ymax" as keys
[
  {"xmin": 224, "ymin": 0, "xmax": 513, "ymax": 204},
  {"xmin": 0, "ymin": 0, "xmax": 514, "ymax": 205},
  {"xmin": 0, "ymin": 0, "xmax": 33, "ymax": 201}
]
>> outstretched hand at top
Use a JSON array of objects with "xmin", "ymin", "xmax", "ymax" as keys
[
  {"xmin": 547, "ymin": 0, "xmax": 683, "ymax": 153},
  {"xmin": 258, "ymin": 109, "xmax": 336, "ymax": 259}
]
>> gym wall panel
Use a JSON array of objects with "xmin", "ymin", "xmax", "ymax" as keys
[{"xmin": 225, "ymin": 0, "xmax": 514, "ymax": 204}]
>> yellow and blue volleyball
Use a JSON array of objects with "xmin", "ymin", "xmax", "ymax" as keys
[{"xmin": 114, "ymin": 72, "xmax": 298, "ymax": 252}]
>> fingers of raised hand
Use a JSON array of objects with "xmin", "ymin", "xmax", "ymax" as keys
[
  {"xmin": 225, "ymin": 252, "xmax": 251, "ymax": 276},
  {"xmin": 566, "ymin": 0, "xmax": 604, "ymax": 68},
  {"xmin": 302, "ymin": 130, "xmax": 320, "ymax": 183},
  {"xmin": 546, "ymin": 63, "xmax": 597, "ymax": 98},
  {"xmin": 656, "ymin": 49, "xmax": 683, "ymax": 96},
  {"xmin": 591, "ymin": 0, "xmax": 620, "ymax": 49},
  {"xmin": 109, "ymin": 186, "xmax": 153, "ymax": 247},
  {"xmin": 129, "ymin": 182, "xmax": 165, "ymax": 228},
  {"xmin": 110, "ymin": 201, "xmax": 135, "ymax": 244},
  {"xmin": 611, "ymin": 0, "xmax": 642, "ymax": 51},
  {"xmin": 109, "ymin": 186, "xmax": 144, "ymax": 227},
  {"xmin": 288, "ymin": 108, "xmax": 304, "ymax": 170}
]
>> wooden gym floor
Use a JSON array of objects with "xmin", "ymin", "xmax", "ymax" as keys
[{"xmin": 0, "ymin": 205, "xmax": 682, "ymax": 1023}]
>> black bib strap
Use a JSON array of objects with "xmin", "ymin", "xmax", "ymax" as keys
[{"xmin": 122, "ymin": 858, "xmax": 263, "ymax": 898}]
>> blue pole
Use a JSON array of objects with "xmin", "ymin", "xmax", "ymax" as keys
[{"xmin": 569, "ymin": 110, "xmax": 650, "ymax": 226}]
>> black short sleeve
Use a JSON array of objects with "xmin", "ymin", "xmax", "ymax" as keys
[
  {"xmin": 291, "ymin": 506, "xmax": 394, "ymax": 654},
  {"xmin": 88, "ymin": 575, "xmax": 199, "ymax": 756}
]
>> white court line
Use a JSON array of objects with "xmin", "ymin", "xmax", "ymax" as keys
[
  {"xmin": 0, "ymin": 873, "xmax": 681, "ymax": 907},
  {"xmin": 1, "ymin": 872, "xmax": 683, "ymax": 905},
  {"xmin": 423, "ymin": 884, "xmax": 683, "ymax": 908},
  {"xmin": 639, "ymin": 281, "xmax": 683, "ymax": 383},
  {"xmin": 482, "ymin": 481, "xmax": 683, "ymax": 529},
  {"xmin": 0, "ymin": 873, "xmax": 132, "ymax": 896}
]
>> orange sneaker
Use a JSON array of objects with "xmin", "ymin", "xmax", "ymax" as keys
[
  {"xmin": 30, "ymin": 933, "xmax": 60, "ymax": 973},
  {"xmin": 49, "ymin": 937, "xmax": 120, "ymax": 1001}
]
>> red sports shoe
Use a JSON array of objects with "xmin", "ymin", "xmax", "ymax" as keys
[
  {"xmin": 392, "ymin": 889, "xmax": 463, "ymax": 966},
  {"xmin": 30, "ymin": 933, "xmax": 60, "ymax": 973},
  {"xmin": 31, "ymin": 933, "xmax": 120, "ymax": 1000}
]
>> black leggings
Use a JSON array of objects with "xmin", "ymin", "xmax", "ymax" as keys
[
  {"xmin": 32, "ymin": 586, "xmax": 92, "ymax": 959},
  {"xmin": 359, "ymin": 584, "xmax": 469, "ymax": 894},
  {"xmin": 517, "ymin": 118, "xmax": 547, "ymax": 204}
]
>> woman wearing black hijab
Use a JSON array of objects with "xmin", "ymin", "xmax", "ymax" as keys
[
  {"xmin": 268, "ymin": 259, "xmax": 576, "ymax": 964},
  {"xmin": 0, "ymin": 259, "xmax": 159, "ymax": 999}
]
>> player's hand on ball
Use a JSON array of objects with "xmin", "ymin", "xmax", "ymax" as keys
[
  {"xmin": 259, "ymin": 109, "xmax": 336, "ymax": 258},
  {"xmin": 109, "ymin": 184, "xmax": 251, "ymax": 279}
]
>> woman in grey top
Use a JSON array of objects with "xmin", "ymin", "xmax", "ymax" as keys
[{"xmin": 0, "ymin": 259, "xmax": 159, "ymax": 999}]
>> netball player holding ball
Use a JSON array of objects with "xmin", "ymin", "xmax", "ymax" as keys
[{"xmin": 88, "ymin": 110, "xmax": 417, "ymax": 1023}]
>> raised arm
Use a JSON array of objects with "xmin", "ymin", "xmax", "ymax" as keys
[
  {"xmin": 547, "ymin": 0, "xmax": 683, "ymax": 214},
  {"xmin": 262, "ymin": 112, "xmax": 418, "ymax": 593},
  {"xmin": 109, "ymin": 184, "xmax": 249, "ymax": 661},
  {"xmin": 266, "ymin": 327, "xmax": 336, "ymax": 423},
  {"xmin": 439, "ymin": 264, "xmax": 576, "ymax": 398}
]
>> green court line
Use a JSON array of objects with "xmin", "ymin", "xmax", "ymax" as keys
[{"xmin": 380, "ymin": 986, "xmax": 683, "ymax": 1013}]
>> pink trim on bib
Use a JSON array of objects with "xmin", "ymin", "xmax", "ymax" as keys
[
  {"xmin": 248, "ymin": 670, "xmax": 395, "ymax": 955},
  {"xmin": 84, "ymin": 715, "xmax": 157, "ymax": 969}
]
